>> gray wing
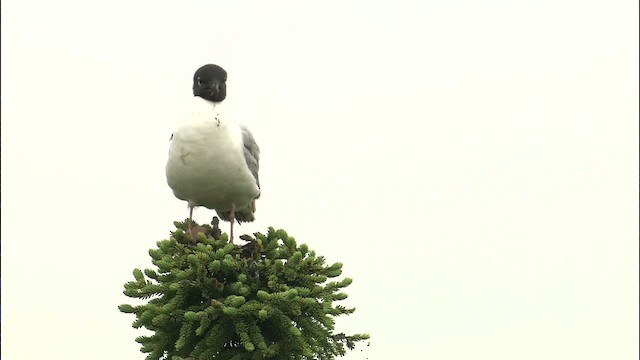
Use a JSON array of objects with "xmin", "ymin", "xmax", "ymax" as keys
[
  {"xmin": 217, "ymin": 126, "xmax": 260, "ymax": 223},
  {"xmin": 241, "ymin": 125, "xmax": 260, "ymax": 191}
]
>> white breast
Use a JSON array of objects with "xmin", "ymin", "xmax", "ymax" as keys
[{"xmin": 165, "ymin": 101, "xmax": 260, "ymax": 211}]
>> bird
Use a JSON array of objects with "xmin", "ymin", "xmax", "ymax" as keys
[{"xmin": 166, "ymin": 64, "xmax": 260, "ymax": 242}]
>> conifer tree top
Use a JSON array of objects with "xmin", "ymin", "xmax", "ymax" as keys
[{"xmin": 119, "ymin": 220, "xmax": 369, "ymax": 359}]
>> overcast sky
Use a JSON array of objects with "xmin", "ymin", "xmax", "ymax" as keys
[{"xmin": 1, "ymin": 1, "xmax": 638, "ymax": 359}]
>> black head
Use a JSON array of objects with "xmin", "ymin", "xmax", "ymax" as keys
[{"xmin": 193, "ymin": 64, "xmax": 227, "ymax": 102}]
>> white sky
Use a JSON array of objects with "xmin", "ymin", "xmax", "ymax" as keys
[{"xmin": 1, "ymin": 1, "xmax": 638, "ymax": 359}]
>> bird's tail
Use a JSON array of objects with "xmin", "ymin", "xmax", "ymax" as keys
[{"xmin": 217, "ymin": 201, "xmax": 256, "ymax": 223}]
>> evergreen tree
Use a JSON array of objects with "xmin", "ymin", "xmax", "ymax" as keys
[{"xmin": 119, "ymin": 220, "xmax": 369, "ymax": 359}]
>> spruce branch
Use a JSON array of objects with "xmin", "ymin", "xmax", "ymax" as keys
[{"xmin": 119, "ymin": 220, "xmax": 369, "ymax": 359}]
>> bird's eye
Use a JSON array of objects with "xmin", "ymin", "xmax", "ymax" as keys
[{"xmin": 197, "ymin": 78, "xmax": 203, "ymax": 85}]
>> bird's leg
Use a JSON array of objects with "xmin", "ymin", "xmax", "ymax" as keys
[
  {"xmin": 229, "ymin": 203, "xmax": 236, "ymax": 244},
  {"xmin": 188, "ymin": 205, "xmax": 194, "ymax": 231}
]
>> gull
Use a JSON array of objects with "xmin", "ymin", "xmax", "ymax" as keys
[{"xmin": 166, "ymin": 64, "xmax": 260, "ymax": 242}]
